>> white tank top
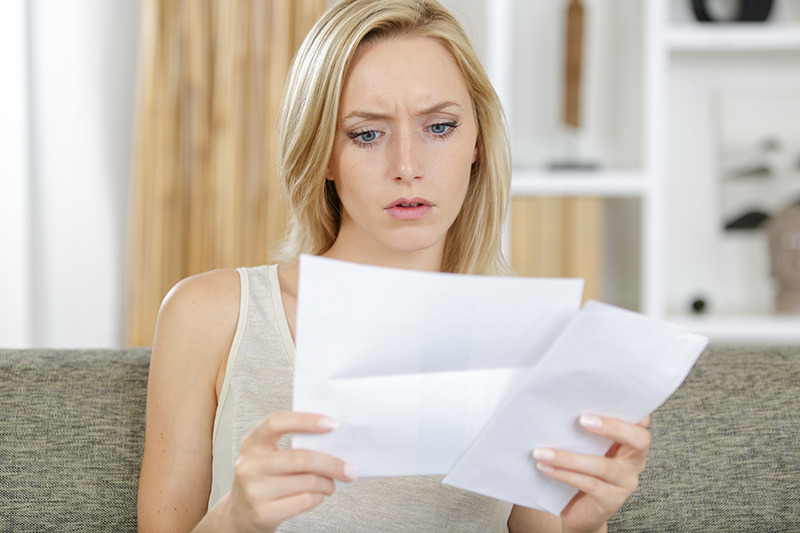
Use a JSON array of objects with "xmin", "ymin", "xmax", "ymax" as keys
[{"xmin": 209, "ymin": 264, "xmax": 513, "ymax": 532}]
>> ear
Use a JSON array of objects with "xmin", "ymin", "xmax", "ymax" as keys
[
  {"xmin": 326, "ymin": 166, "xmax": 334, "ymax": 181},
  {"xmin": 472, "ymin": 142, "xmax": 480, "ymax": 164}
]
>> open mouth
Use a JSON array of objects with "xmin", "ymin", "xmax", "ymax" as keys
[{"xmin": 385, "ymin": 198, "xmax": 433, "ymax": 220}]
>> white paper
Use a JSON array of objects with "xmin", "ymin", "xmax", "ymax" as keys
[
  {"xmin": 442, "ymin": 300, "xmax": 709, "ymax": 514},
  {"xmin": 292, "ymin": 255, "xmax": 584, "ymax": 475},
  {"xmin": 292, "ymin": 256, "xmax": 708, "ymax": 514}
]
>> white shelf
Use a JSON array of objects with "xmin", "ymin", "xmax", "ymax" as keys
[
  {"xmin": 667, "ymin": 25, "xmax": 800, "ymax": 51},
  {"xmin": 510, "ymin": 169, "xmax": 648, "ymax": 197},
  {"xmin": 491, "ymin": 0, "xmax": 800, "ymax": 344},
  {"xmin": 668, "ymin": 314, "xmax": 800, "ymax": 345}
]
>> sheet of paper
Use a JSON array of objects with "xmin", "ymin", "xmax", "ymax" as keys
[
  {"xmin": 442, "ymin": 300, "xmax": 709, "ymax": 514},
  {"xmin": 292, "ymin": 255, "xmax": 584, "ymax": 476},
  {"xmin": 292, "ymin": 256, "xmax": 708, "ymax": 514}
]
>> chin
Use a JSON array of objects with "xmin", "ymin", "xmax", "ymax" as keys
[{"xmin": 385, "ymin": 233, "xmax": 446, "ymax": 255}]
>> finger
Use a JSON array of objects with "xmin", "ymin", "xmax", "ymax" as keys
[
  {"xmin": 268, "ymin": 449, "xmax": 358, "ymax": 482},
  {"xmin": 532, "ymin": 448, "xmax": 634, "ymax": 489},
  {"xmin": 249, "ymin": 492, "xmax": 327, "ymax": 531},
  {"xmin": 248, "ymin": 473, "xmax": 337, "ymax": 502},
  {"xmin": 536, "ymin": 463, "xmax": 631, "ymax": 515},
  {"xmin": 238, "ymin": 448, "xmax": 357, "ymax": 483},
  {"xmin": 578, "ymin": 414, "xmax": 651, "ymax": 455},
  {"xmin": 243, "ymin": 412, "xmax": 339, "ymax": 451}
]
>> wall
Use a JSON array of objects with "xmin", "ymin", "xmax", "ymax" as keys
[
  {"xmin": 0, "ymin": 0, "xmax": 32, "ymax": 347},
  {"xmin": 0, "ymin": 0, "xmax": 139, "ymax": 348}
]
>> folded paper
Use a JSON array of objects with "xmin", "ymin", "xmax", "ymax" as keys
[{"xmin": 292, "ymin": 255, "xmax": 708, "ymax": 514}]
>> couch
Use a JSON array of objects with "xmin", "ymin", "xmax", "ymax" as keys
[{"xmin": 1, "ymin": 345, "xmax": 797, "ymax": 531}]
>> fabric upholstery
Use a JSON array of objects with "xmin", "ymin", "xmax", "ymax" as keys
[
  {"xmin": 0, "ymin": 345, "xmax": 797, "ymax": 531},
  {"xmin": 609, "ymin": 345, "xmax": 799, "ymax": 532},
  {"xmin": 0, "ymin": 348, "xmax": 149, "ymax": 532}
]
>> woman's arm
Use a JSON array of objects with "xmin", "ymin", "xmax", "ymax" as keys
[
  {"xmin": 138, "ymin": 270, "xmax": 241, "ymax": 531},
  {"xmin": 137, "ymin": 270, "xmax": 356, "ymax": 533},
  {"xmin": 507, "ymin": 415, "xmax": 650, "ymax": 533}
]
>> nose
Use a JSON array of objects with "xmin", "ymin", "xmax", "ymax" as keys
[{"xmin": 390, "ymin": 129, "xmax": 422, "ymax": 182}]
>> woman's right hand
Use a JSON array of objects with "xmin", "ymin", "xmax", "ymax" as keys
[{"xmin": 208, "ymin": 412, "xmax": 357, "ymax": 533}]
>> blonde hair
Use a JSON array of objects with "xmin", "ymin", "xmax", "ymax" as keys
[{"xmin": 275, "ymin": 0, "xmax": 510, "ymax": 275}]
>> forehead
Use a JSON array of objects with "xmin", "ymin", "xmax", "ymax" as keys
[{"xmin": 339, "ymin": 36, "xmax": 472, "ymax": 113}]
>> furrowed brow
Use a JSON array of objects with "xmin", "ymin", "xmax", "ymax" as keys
[
  {"xmin": 342, "ymin": 110, "xmax": 390, "ymax": 121},
  {"xmin": 341, "ymin": 101, "xmax": 464, "ymax": 123},
  {"xmin": 418, "ymin": 101, "xmax": 463, "ymax": 115}
]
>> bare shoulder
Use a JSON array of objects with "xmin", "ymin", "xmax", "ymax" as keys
[
  {"xmin": 148, "ymin": 268, "xmax": 242, "ymax": 393},
  {"xmin": 159, "ymin": 269, "xmax": 240, "ymax": 333}
]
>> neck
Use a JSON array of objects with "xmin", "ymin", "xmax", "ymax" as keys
[{"xmin": 321, "ymin": 237, "xmax": 446, "ymax": 273}]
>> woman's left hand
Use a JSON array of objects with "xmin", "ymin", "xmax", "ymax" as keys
[{"xmin": 532, "ymin": 414, "xmax": 651, "ymax": 533}]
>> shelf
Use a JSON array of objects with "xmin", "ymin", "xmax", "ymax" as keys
[
  {"xmin": 667, "ymin": 25, "xmax": 800, "ymax": 51},
  {"xmin": 667, "ymin": 313, "xmax": 800, "ymax": 345},
  {"xmin": 510, "ymin": 169, "xmax": 648, "ymax": 198}
]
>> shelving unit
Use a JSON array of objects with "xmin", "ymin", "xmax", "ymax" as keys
[
  {"xmin": 670, "ymin": 314, "xmax": 800, "ymax": 345},
  {"xmin": 657, "ymin": 3, "xmax": 800, "ymax": 344},
  {"xmin": 667, "ymin": 25, "xmax": 800, "ymax": 51},
  {"xmin": 484, "ymin": 0, "xmax": 800, "ymax": 344},
  {"xmin": 509, "ymin": 170, "xmax": 648, "ymax": 197},
  {"xmin": 484, "ymin": 0, "xmax": 659, "ymax": 316}
]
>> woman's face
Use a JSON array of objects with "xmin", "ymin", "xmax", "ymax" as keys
[{"xmin": 326, "ymin": 36, "xmax": 479, "ymax": 267}]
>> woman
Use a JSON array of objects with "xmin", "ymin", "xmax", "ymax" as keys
[{"xmin": 138, "ymin": 1, "xmax": 650, "ymax": 531}]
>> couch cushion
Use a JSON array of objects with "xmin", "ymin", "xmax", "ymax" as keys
[
  {"xmin": 0, "ymin": 348, "xmax": 150, "ymax": 532},
  {"xmin": 610, "ymin": 345, "xmax": 800, "ymax": 532},
  {"xmin": 1, "ymin": 345, "xmax": 797, "ymax": 532}
]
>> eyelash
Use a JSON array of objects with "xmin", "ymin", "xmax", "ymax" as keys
[{"xmin": 347, "ymin": 121, "xmax": 461, "ymax": 149}]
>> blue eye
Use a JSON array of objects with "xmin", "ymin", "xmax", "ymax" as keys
[
  {"xmin": 428, "ymin": 121, "xmax": 459, "ymax": 137},
  {"xmin": 349, "ymin": 129, "xmax": 381, "ymax": 145},
  {"xmin": 357, "ymin": 130, "xmax": 378, "ymax": 142}
]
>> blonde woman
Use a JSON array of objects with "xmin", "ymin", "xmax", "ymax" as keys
[{"xmin": 138, "ymin": 1, "xmax": 650, "ymax": 531}]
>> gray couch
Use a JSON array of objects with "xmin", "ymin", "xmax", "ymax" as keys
[{"xmin": 1, "ymin": 345, "xmax": 798, "ymax": 531}]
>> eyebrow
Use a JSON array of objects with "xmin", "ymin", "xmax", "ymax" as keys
[{"xmin": 341, "ymin": 101, "xmax": 464, "ymax": 122}]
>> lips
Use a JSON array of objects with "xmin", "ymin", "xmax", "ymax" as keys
[{"xmin": 384, "ymin": 197, "xmax": 434, "ymax": 221}]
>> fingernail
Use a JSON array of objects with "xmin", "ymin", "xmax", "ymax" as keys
[
  {"xmin": 580, "ymin": 414, "xmax": 603, "ymax": 429},
  {"xmin": 532, "ymin": 448, "xmax": 555, "ymax": 461},
  {"xmin": 536, "ymin": 462, "xmax": 555, "ymax": 473},
  {"xmin": 344, "ymin": 463, "xmax": 358, "ymax": 481},
  {"xmin": 318, "ymin": 417, "xmax": 340, "ymax": 430}
]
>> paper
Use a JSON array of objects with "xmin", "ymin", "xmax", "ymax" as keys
[
  {"xmin": 292, "ymin": 255, "xmax": 584, "ymax": 475},
  {"xmin": 292, "ymin": 255, "xmax": 708, "ymax": 514},
  {"xmin": 442, "ymin": 300, "xmax": 709, "ymax": 514}
]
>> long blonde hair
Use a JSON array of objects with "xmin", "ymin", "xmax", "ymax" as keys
[{"xmin": 275, "ymin": 0, "xmax": 510, "ymax": 275}]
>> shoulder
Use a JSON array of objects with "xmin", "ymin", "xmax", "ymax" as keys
[
  {"xmin": 160, "ymin": 269, "xmax": 241, "ymax": 322},
  {"xmin": 152, "ymin": 269, "xmax": 242, "ymax": 369}
]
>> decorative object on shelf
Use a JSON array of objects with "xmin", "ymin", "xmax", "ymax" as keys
[
  {"xmin": 768, "ymin": 202, "xmax": 800, "ymax": 314},
  {"xmin": 691, "ymin": 0, "xmax": 773, "ymax": 22},
  {"xmin": 716, "ymin": 92, "xmax": 800, "ymax": 232},
  {"xmin": 690, "ymin": 297, "xmax": 708, "ymax": 314},
  {"xmin": 549, "ymin": 0, "xmax": 598, "ymax": 172},
  {"xmin": 564, "ymin": 0, "xmax": 583, "ymax": 130}
]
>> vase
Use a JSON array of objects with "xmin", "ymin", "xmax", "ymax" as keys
[
  {"xmin": 692, "ymin": 0, "xmax": 774, "ymax": 22},
  {"xmin": 768, "ymin": 202, "xmax": 800, "ymax": 314}
]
